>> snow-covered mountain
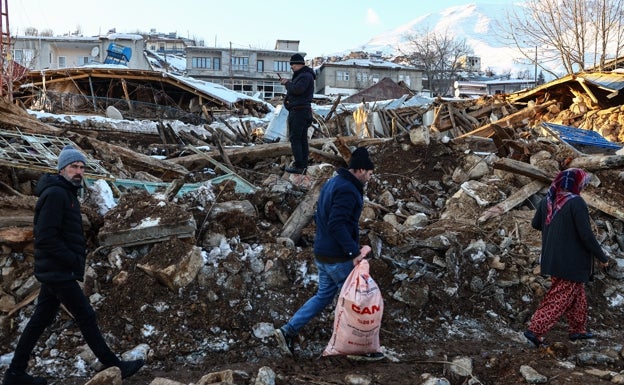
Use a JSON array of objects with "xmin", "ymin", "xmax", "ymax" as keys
[{"xmin": 358, "ymin": 2, "xmax": 551, "ymax": 79}]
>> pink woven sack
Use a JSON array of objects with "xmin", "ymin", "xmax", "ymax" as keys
[{"xmin": 323, "ymin": 259, "xmax": 384, "ymax": 356}]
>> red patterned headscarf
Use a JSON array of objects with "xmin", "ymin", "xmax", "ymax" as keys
[{"xmin": 545, "ymin": 168, "xmax": 589, "ymax": 225}]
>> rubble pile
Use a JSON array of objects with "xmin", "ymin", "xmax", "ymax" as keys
[{"xmin": 1, "ymin": 88, "xmax": 624, "ymax": 384}]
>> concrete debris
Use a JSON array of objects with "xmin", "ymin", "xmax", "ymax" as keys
[{"xmin": 1, "ymin": 71, "xmax": 624, "ymax": 384}]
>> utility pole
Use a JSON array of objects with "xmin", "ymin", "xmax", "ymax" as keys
[
  {"xmin": 0, "ymin": 0, "xmax": 11, "ymax": 101},
  {"xmin": 534, "ymin": 46, "xmax": 538, "ymax": 87}
]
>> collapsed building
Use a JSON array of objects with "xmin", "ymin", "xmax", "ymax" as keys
[{"xmin": 0, "ymin": 67, "xmax": 624, "ymax": 384}]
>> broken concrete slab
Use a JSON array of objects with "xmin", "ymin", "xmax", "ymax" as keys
[
  {"xmin": 138, "ymin": 243, "xmax": 203, "ymax": 291},
  {"xmin": 98, "ymin": 213, "xmax": 196, "ymax": 248}
]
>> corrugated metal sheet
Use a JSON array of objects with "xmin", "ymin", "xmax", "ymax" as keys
[
  {"xmin": 542, "ymin": 122, "xmax": 622, "ymax": 150},
  {"xmin": 580, "ymin": 72, "xmax": 624, "ymax": 91}
]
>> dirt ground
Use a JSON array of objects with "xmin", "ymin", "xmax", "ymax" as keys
[{"xmin": 3, "ymin": 135, "xmax": 624, "ymax": 385}]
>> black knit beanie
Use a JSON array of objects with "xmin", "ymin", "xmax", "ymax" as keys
[
  {"xmin": 348, "ymin": 147, "xmax": 374, "ymax": 170},
  {"xmin": 289, "ymin": 53, "xmax": 305, "ymax": 65}
]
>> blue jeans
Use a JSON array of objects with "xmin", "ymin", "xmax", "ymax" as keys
[{"xmin": 282, "ymin": 259, "xmax": 354, "ymax": 336}]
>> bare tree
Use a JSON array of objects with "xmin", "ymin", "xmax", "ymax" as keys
[
  {"xmin": 499, "ymin": 0, "xmax": 624, "ymax": 76},
  {"xmin": 399, "ymin": 28, "xmax": 472, "ymax": 96}
]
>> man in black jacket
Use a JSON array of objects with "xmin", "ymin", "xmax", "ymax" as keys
[
  {"xmin": 280, "ymin": 53, "xmax": 316, "ymax": 174},
  {"xmin": 2, "ymin": 146, "xmax": 144, "ymax": 385}
]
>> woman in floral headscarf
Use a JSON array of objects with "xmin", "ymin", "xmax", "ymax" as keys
[{"xmin": 524, "ymin": 168, "xmax": 610, "ymax": 347}]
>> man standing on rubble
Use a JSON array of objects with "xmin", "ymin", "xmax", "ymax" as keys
[
  {"xmin": 2, "ymin": 146, "xmax": 144, "ymax": 385},
  {"xmin": 273, "ymin": 147, "xmax": 383, "ymax": 361},
  {"xmin": 524, "ymin": 168, "xmax": 610, "ymax": 348},
  {"xmin": 280, "ymin": 53, "xmax": 315, "ymax": 174}
]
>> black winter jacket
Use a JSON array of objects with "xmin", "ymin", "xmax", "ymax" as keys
[
  {"xmin": 33, "ymin": 174, "xmax": 86, "ymax": 283},
  {"xmin": 532, "ymin": 195, "xmax": 608, "ymax": 282},
  {"xmin": 284, "ymin": 66, "xmax": 315, "ymax": 111}
]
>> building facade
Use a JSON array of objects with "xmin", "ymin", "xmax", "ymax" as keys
[
  {"xmin": 184, "ymin": 41, "xmax": 301, "ymax": 100},
  {"xmin": 453, "ymin": 78, "xmax": 536, "ymax": 98},
  {"xmin": 12, "ymin": 34, "xmax": 426, "ymax": 100},
  {"xmin": 315, "ymin": 58, "xmax": 423, "ymax": 96},
  {"xmin": 144, "ymin": 30, "xmax": 196, "ymax": 55},
  {"xmin": 11, "ymin": 34, "xmax": 150, "ymax": 70}
]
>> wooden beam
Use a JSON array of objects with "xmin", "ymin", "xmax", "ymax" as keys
[
  {"xmin": 279, "ymin": 171, "xmax": 332, "ymax": 242},
  {"xmin": 493, "ymin": 157, "xmax": 624, "ymax": 222},
  {"xmin": 576, "ymin": 78, "xmax": 599, "ymax": 105},
  {"xmin": 492, "ymin": 158, "xmax": 554, "ymax": 183},
  {"xmin": 478, "ymin": 180, "xmax": 546, "ymax": 223},
  {"xmin": 581, "ymin": 192, "xmax": 624, "ymax": 222},
  {"xmin": 568, "ymin": 154, "xmax": 624, "ymax": 171},
  {"xmin": 453, "ymin": 100, "xmax": 557, "ymax": 140}
]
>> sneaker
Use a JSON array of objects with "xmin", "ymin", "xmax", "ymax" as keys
[
  {"xmin": 524, "ymin": 330, "xmax": 547, "ymax": 347},
  {"xmin": 569, "ymin": 331, "xmax": 596, "ymax": 341},
  {"xmin": 346, "ymin": 352, "xmax": 385, "ymax": 362},
  {"xmin": 2, "ymin": 369, "xmax": 47, "ymax": 385},
  {"xmin": 274, "ymin": 327, "xmax": 294, "ymax": 356},
  {"xmin": 117, "ymin": 359, "xmax": 145, "ymax": 379}
]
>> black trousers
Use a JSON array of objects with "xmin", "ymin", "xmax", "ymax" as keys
[
  {"xmin": 9, "ymin": 280, "xmax": 120, "ymax": 372},
  {"xmin": 287, "ymin": 108, "xmax": 312, "ymax": 169}
]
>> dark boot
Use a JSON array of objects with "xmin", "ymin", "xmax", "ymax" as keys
[
  {"xmin": 117, "ymin": 359, "xmax": 145, "ymax": 379},
  {"xmin": 2, "ymin": 369, "xmax": 47, "ymax": 385}
]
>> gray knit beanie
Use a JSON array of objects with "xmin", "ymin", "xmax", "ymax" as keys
[{"xmin": 57, "ymin": 145, "xmax": 87, "ymax": 171}]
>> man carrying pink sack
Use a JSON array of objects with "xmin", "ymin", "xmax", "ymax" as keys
[{"xmin": 273, "ymin": 147, "xmax": 384, "ymax": 361}]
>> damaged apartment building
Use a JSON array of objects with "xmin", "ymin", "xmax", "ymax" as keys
[{"xmin": 10, "ymin": 32, "xmax": 425, "ymax": 101}]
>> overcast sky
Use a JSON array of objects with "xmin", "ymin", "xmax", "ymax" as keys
[{"xmin": 9, "ymin": 0, "xmax": 516, "ymax": 58}]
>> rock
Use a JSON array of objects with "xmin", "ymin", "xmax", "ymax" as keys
[
  {"xmin": 254, "ymin": 366, "xmax": 276, "ymax": 385},
  {"xmin": 584, "ymin": 368, "xmax": 615, "ymax": 380},
  {"xmin": 392, "ymin": 282, "xmax": 429, "ymax": 309},
  {"xmin": 446, "ymin": 356, "xmax": 473, "ymax": 382},
  {"xmin": 344, "ymin": 373, "xmax": 373, "ymax": 385},
  {"xmin": 409, "ymin": 125, "xmax": 430, "ymax": 145},
  {"xmin": 138, "ymin": 242, "xmax": 203, "ymax": 291},
  {"xmin": 519, "ymin": 365, "xmax": 547, "ymax": 383},
  {"xmin": 197, "ymin": 369, "xmax": 235, "ymax": 384},
  {"xmin": 148, "ymin": 378, "xmax": 186, "ymax": 385},
  {"xmin": 85, "ymin": 366, "xmax": 122, "ymax": 385},
  {"xmin": 403, "ymin": 213, "xmax": 428, "ymax": 228},
  {"xmin": 106, "ymin": 106, "xmax": 123, "ymax": 120},
  {"xmin": 577, "ymin": 351, "xmax": 617, "ymax": 365}
]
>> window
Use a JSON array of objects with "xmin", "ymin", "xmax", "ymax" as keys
[
  {"xmin": 192, "ymin": 57, "xmax": 212, "ymax": 69},
  {"xmin": 13, "ymin": 49, "xmax": 22, "ymax": 63},
  {"xmin": 78, "ymin": 56, "xmax": 90, "ymax": 66},
  {"xmin": 273, "ymin": 60, "xmax": 289, "ymax": 72},
  {"xmin": 192, "ymin": 57, "xmax": 221, "ymax": 70},
  {"xmin": 257, "ymin": 80, "xmax": 285, "ymax": 99},
  {"xmin": 336, "ymin": 71, "xmax": 349, "ymax": 81},
  {"xmin": 231, "ymin": 56, "xmax": 249, "ymax": 71},
  {"xmin": 370, "ymin": 73, "xmax": 379, "ymax": 83},
  {"xmin": 223, "ymin": 79, "xmax": 253, "ymax": 95},
  {"xmin": 58, "ymin": 56, "xmax": 66, "ymax": 68},
  {"xmin": 158, "ymin": 43, "xmax": 165, "ymax": 52},
  {"xmin": 257, "ymin": 60, "xmax": 264, "ymax": 72},
  {"xmin": 356, "ymin": 72, "xmax": 363, "ymax": 81}
]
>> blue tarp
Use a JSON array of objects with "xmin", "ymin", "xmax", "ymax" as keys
[{"xmin": 542, "ymin": 122, "xmax": 623, "ymax": 150}]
